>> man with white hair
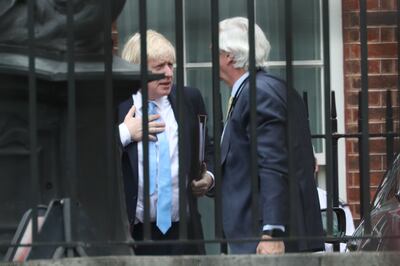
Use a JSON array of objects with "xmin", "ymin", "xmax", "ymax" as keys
[{"xmin": 217, "ymin": 17, "xmax": 324, "ymax": 254}]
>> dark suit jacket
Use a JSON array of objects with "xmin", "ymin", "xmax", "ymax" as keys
[
  {"xmin": 117, "ymin": 85, "xmax": 212, "ymax": 254},
  {"xmin": 221, "ymin": 70, "xmax": 324, "ymax": 253}
]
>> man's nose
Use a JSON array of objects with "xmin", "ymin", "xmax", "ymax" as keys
[{"xmin": 163, "ymin": 65, "xmax": 173, "ymax": 77}]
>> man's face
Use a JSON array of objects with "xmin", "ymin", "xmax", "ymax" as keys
[
  {"xmin": 147, "ymin": 59, "xmax": 174, "ymax": 100},
  {"xmin": 219, "ymin": 51, "xmax": 231, "ymax": 85}
]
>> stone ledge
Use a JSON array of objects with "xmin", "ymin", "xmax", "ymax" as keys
[{"xmin": 1, "ymin": 252, "xmax": 400, "ymax": 266}]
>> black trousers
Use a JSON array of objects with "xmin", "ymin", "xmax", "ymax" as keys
[{"xmin": 131, "ymin": 222, "xmax": 201, "ymax": 255}]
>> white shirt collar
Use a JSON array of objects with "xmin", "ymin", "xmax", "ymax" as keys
[
  {"xmin": 133, "ymin": 90, "xmax": 168, "ymax": 112},
  {"xmin": 231, "ymin": 72, "xmax": 249, "ymax": 98}
]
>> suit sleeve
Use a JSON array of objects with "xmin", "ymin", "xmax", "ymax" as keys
[
  {"xmin": 118, "ymin": 102, "xmax": 127, "ymax": 125},
  {"xmin": 117, "ymin": 100, "xmax": 134, "ymax": 149},
  {"xmin": 242, "ymin": 79, "xmax": 289, "ymax": 226}
]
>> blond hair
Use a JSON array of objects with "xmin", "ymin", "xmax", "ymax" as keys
[{"xmin": 121, "ymin": 30, "xmax": 176, "ymax": 64}]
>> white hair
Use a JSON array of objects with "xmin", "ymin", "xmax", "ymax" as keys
[{"xmin": 219, "ymin": 17, "xmax": 270, "ymax": 70}]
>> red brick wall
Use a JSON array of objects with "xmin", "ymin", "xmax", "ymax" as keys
[{"xmin": 342, "ymin": 0, "xmax": 399, "ymax": 224}]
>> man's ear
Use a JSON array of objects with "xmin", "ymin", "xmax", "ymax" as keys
[{"xmin": 226, "ymin": 53, "xmax": 235, "ymax": 65}]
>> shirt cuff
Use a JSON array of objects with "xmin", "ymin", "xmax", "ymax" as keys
[
  {"xmin": 263, "ymin": 224, "xmax": 285, "ymax": 232},
  {"xmin": 119, "ymin": 123, "xmax": 132, "ymax": 147}
]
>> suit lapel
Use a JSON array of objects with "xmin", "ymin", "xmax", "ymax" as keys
[
  {"xmin": 221, "ymin": 77, "xmax": 247, "ymax": 165},
  {"xmin": 220, "ymin": 121, "xmax": 231, "ymax": 165},
  {"xmin": 221, "ymin": 76, "xmax": 250, "ymax": 165}
]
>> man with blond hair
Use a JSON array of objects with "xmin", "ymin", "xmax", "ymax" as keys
[{"xmin": 118, "ymin": 30, "xmax": 213, "ymax": 255}]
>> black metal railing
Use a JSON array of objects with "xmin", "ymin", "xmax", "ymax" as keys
[{"xmin": 0, "ymin": 0, "xmax": 399, "ymax": 260}]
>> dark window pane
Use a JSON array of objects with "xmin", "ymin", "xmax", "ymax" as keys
[
  {"xmin": 256, "ymin": 0, "xmax": 321, "ymax": 61},
  {"xmin": 117, "ymin": 0, "xmax": 176, "ymax": 51},
  {"xmin": 185, "ymin": 0, "xmax": 247, "ymax": 63}
]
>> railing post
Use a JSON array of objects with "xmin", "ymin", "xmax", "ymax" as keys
[
  {"xmin": 331, "ymin": 91, "xmax": 340, "ymax": 251},
  {"xmin": 322, "ymin": 0, "xmax": 334, "ymax": 237},
  {"xmin": 247, "ymin": 0, "xmax": 259, "ymax": 236},
  {"xmin": 284, "ymin": 0, "xmax": 300, "ymax": 241},
  {"xmin": 386, "ymin": 90, "xmax": 394, "ymax": 168},
  {"xmin": 27, "ymin": 0, "xmax": 39, "ymax": 243},
  {"xmin": 103, "ymin": 0, "xmax": 117, "ymax": 241},
  {"xmin": 210, "ymin": 0, "xmax": 225, "ymax": 254},
  {"xmin": 397, "ymin": 0, "xmax": 400, "ymax": 138},
  {"xmin": 302, "ymin": 92, "xmax": 309, "ymax": 119},
  {"xmin": 359, "ymin": 0, "xmax": 371, "ymax": 234},
  {"xmin": 331, "ymin": 91, "xmax": 339, "ymax": 208},
  {"xmin": 138, "ymin": 0, "xmax": 151, "ymax": 241},
  {"xmin": 175, "ymin": 0, "xmax": 188, "ymax": 241}
]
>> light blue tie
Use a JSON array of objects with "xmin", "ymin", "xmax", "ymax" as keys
[
  {"xmin": 148, "ymin": 101, "xmax": 172, "ymax": 234},
  {"xmin": 148, "ymin": 102, "xmax": 157, "ymax": 195}
]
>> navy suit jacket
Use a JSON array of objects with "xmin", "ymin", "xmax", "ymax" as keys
[
  {"xmin": 117, "ymin": 85, "xmax": 212, "ymax": 253},
  {"xmin": 221, "ymin": 70, "xmax": 324, "ymax": 253}
]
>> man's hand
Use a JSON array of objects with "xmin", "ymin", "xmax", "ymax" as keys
[
  {"xmin": 123, "ymin": 105, "xmax": 165, "ymax": 142},
  {"xmin": 191, "ymin": 172, "xmax": 213, "ymax": 197},
  {"xmin": 256, "ymin": 235, "xmax": 285, "ymax": 255}
]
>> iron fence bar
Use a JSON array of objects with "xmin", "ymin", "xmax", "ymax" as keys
[
  {"xmin": 103, "ymin": 0, "xmax": 116, "ymax": 241},
  {"xmin": 138, "ymin": 0, "xmax": 151, "ymax": 240},
  {"xmin": 247, "ymin": 0, "xmax": 259, "ymax": 236},
  {"xmin": 121, "ymin": 234, "xmax": 400, "ymax": 246},
  {"xmin": 175, "ymin": 0, "xmax": 187, "ymax": 240},
  {"xmin": 357, "ymin": 93, "xmax": 364, "ymax": 218},
  {"xmin": 330, "ymin": 93, "xmax": 340, "ymax": 252},
  {"xmin": 311, "ymin": 132, "xmax": 400, "ymax": 139},
  {"xmin": 322, "ymin": 0, "xmax": 334, "ymax": 236},
  {"xmin": 210, "ymin": 0, "xmax": 224, "ymax": 251},
  {"xmin": 397, "ymin": 0, "xmax": 400, "ymax": 137},
  {"xmin": 27, "ymin": 0, "xmax": 39, "ymax": 242},
  {"xmin": 331, "ymin": 91, "xmax": 339, "ymax": 208},
  {"xmin": 386, "ymin": 90, "xmax": 394, "ymax": 168},
  {"xmin": 63, "ymin": 198, "xmax": 73, "ymax": 257},
  {"xmin": 285, "ymin": 0, "xmax": 299, "ymax": 239},
  {"xmin": 359, "ymin": 0, "xmax": 371, "ymax": 233},
  {"xmin": 66, "ymin": 0, "xmax": 77, "ymax": 251},
  {"xmin": 66, "ymin": 0, "xmax": 77, "ymax": 196},
  {"xmin": 302, "ymin": 92, "xmax": 309, "ymax": 119}
]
